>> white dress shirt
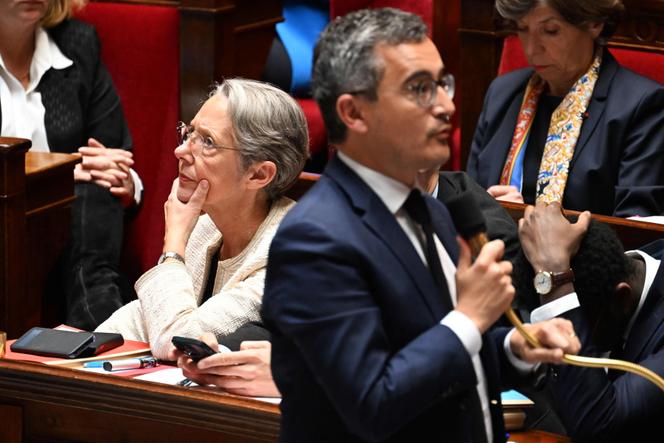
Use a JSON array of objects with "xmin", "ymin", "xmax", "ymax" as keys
[{"xmin": 0, "ymin": 27, "xmax": 143, "ymax": 204}]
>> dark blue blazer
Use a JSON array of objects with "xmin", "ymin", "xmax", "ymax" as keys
[
  {"xmin": 550, "ymin": 240, "xmax": 664, "ymax": 442},
  {"xmin": 467, "ymin": 51, "xmax": 664, "ymax": 217},
  {"xmin": 263, "ymin": 155, "xmax": 522, "ymax": 442}
]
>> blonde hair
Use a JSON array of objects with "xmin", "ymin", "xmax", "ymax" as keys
[{"xmin": 42, "ymin": 0, "xmax": 88, "ymax": 28}]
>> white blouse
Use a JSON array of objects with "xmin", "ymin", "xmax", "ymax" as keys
[{"xmin": 0, "ymin": 27, "xmax": 143, "ymax": 203}]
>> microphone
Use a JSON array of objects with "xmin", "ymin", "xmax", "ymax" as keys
[
  {"xmin": 443, "ymin": 191, "xmax": 489, "ymax": 257},
  {"xmin": 444, "ymin": 190, "xmax": 542, "ymax": 348}
]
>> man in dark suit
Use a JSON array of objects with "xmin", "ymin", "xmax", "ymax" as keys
[
  {"xmin": 519, "ymin": 203, "xmax": 664, "ymax": 442},
  {"xmin": 262, "ymin": 8, "xmax": 579, "ymax": 442}
]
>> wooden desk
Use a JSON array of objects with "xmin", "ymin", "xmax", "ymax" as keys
[
  {"xmin": 499, "ymin": 201, "xmax": 664, "ymax": 251},
  {"xmin": 0, "ymin": 138, "xmax": 80, "ymax": 337},
  {"xmin": 0, "ymin": 359, "xmax": 566, "ymax": 443}
]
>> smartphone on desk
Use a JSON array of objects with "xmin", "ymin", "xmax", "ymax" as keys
[
  {"xmin": 171, "ymin": 336, "xmax": 218, "ymax": 362},
  {"xmin": 10, "ymin": 327, "xmax": 95, "ymax": 359}
]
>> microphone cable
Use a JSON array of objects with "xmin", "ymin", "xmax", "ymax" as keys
[{"xmin": 444, "ymin": 192, "xmax": 664, "ymax": 392}]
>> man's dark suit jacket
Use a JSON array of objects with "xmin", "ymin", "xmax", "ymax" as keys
[
  {"xmin": 551, "ymin": 239, "xmax": 664, "ymax": 442},
  {"xmin": 263, "ymin": 155, "xmax": 525, "ymax": 442},
  {"xmin": 437, "ymin": 171, "xmax": 519, "ymax": 263},
  {"xmin": 467, "ymin": 51, "xmax": 664, "ymax": 217}
]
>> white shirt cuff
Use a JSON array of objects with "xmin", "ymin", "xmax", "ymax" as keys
[
  {"xmin": 530, "ymin": 292, "xmax": 580, "ymax": 323},
  {"xmin": 440, "ymin": 310, "xmax": 482, "ymax": 356},
  {"xmin": 504, "ymin": 328, "xmax": 539, "ymax": 374},
  {"xmin": 129, "ymin": 167, "xmax": 144, "ymax": 205}
]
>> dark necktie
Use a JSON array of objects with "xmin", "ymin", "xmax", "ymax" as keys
[{"xmin": 403, "ymin": 190, "xmax": 454, "ymax": 313}]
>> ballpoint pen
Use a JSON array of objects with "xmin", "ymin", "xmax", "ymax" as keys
[{"xmin": 101, "ymin": 356, "xmax": 159, "ymax": 371}]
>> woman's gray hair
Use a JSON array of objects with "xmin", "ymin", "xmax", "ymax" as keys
[
  {"xmin": 496, "ymin": 0, "xmax": 624, "ymax": 44},
  {"xmin": 312, "ymin": 8, "xmax": 428, "ymax": 144},
  {"xmin": 212, "ymin": 79, "xmax": 309, "ymax": 201}
]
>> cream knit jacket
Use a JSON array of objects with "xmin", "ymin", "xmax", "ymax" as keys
[{"xmin": 96, "ymin": 197, "xmax": 295, "ymax": 359}]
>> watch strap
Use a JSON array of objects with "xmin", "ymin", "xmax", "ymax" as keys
[
  {"xmin": 551, "ymin": 269, "xmax": 574, "ymax": 287},
  {"xmin": 158, "ymin": 251, "xmax": 185, "ymax": 265}
]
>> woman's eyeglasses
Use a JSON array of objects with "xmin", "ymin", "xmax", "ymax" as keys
[{"xmin": 176, "ymin": 122, "xmax": 241, "ymax": 153}]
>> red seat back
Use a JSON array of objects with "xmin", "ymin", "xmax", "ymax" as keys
[
  {"xmin": 76, "ymin": 2, "xmax": 180, "ymax": 279},
  {"xmin": 499, "ymin": 35, "xmax": 664, "ymax": 85},
  {"xmin": 331, "ymin": 0, "xmax": 432, "ymax": 29}
]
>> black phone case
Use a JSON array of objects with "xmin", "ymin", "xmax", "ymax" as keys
[
  {"xmin": 77, "ymin": 332, "xmax": 125, "ymax": 358},
  {"xmin": 10, "ymin": 327, "xmax": 95, "ymax": 359},
  {"xmin": 171, "ymin": 336, "xmax": 216, "ymax": 362}
]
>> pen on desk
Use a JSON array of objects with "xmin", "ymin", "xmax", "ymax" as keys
[
  {"xmin": 177, "ymin": 377, "xmax": 193, "ymax": 387},
  {"xmin": 82, "ymin": 360, "xmax": 106, "ymax": 369},
  {"xmin": 103, "ymin": 356, "xmax": 159, "ymax": 371}
]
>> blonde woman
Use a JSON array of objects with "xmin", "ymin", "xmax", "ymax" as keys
[{"xmin": 0, "ymin": 0, "xmax": 140, "ymax": 329}]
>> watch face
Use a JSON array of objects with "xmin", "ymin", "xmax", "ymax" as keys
[{"xmin": 534, "ymin": 272, "xmax": 552, "ymax": 294}]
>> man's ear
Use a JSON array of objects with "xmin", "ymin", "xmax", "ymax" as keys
[
  {"xmin": 614, "ymin": 282, "xmax": 636, "ymax": 317},
  {"xmin": 246, "ymin": 160, "xmax": 277, "ymax": 191},
  {"xmin": 336, "ymin": 93, "xmax": 369, "ymax": 134}
]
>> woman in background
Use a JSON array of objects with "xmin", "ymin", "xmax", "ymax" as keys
[
  {"xmin": 0, "ymin": 0, "xmax": 141, "ymax": 329},
  {"xmin": 467, "ymin": 0, "xmax": 664, "ymax": 217}
]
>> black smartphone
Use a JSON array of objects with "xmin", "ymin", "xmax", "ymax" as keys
[
  {"xmin": 10, "ymin": 327, "xmax": 95, "ymax": 359},
  {"xmin": 171, "ymin": 336, "xmax": 217, "ymax": 362}
]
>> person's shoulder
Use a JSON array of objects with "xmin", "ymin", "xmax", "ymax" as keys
[
  {"xmin": 612, "ymin": 64, "xmax": 664, "ymax": 95},
  {"xmin": 489, "ymin": 68, "xmax": 533, "ymax": 90},
  {"xmin": 276, "ymin": 176, "xmax": 359, "ymax": 240},
  {"xmin": 47, "ymin": 19, "xmax": 100, "ymax": 61}
]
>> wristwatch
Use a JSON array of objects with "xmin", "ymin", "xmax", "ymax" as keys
[
  {"xmin": 157, "ymin": 251, "xmax": 185, "ymax": 265},
  {"xmin": 533, "ymin": 269, "xmax": 574, "ymax": 295}
]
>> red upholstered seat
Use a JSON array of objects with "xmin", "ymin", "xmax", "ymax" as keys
[
  {"xmin": 499, "ymin": 35, "xmax": 664, "ymax": 85},
  {"xmin": 76, "ymin": 2, "xmax": 180, "ymax": 280}
]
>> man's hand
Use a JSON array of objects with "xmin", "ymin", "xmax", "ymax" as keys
[
  {"xmin": 174, "ymin": 333, "xmax": 280, "ymax": 397},
  {"xmin": 509, "ymin": 318, "xmax": 581, "ymax": 364},
  {"xmin": 74, "ymin": 138, "xmax": 136, "ymax": 207},
  {"xmin": 487, "ymin": 185, "xmax": 524, "ymax": 203},
  {"xmin": 162, "ymin": 178, "xmax": 209, "ymax": 257},
  {"xmin": 518, "ymin": 202, "xmax": 591, "ymax": 274},
  {"xmin": 455, "ymin": 238, "xmax": 515, "ymax": 333}
]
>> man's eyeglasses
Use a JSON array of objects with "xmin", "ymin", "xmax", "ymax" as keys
[
  {"xmin": 405, "ymin": 73, "xmax": 455, "ymax": 108},
  {"xmin": 177, "ymin": 122, "xmax": 241, "ymax": 153}
]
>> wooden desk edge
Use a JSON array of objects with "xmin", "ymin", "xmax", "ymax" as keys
[
  {"xmin": 26, "ymin": 152, "xmax": 81, "ymax": 176},
  {"xmin": 0, "ymin": 358, "xmax": 280, "ymax": 438}
]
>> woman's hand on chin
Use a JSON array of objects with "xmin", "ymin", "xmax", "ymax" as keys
[
  {"xmin": 487, "ymin": 185, "xmax": 524, "ymax": 203},
  {"xmin": 163, "ymin": 178, "xmax": 209, "ymax": 256}
]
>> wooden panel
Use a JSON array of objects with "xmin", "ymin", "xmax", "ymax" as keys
[
  {"xmin": 0, "ymin": 404, "xmax": 23, "ymax": 443},
  {"xmin": 0, "ymin": 139, "xmax": 79, "ymax": 337},
  {"xmin": 0, "ymin": 359, "xmax": 280, "ymax": 442},
  {"xmin": 178, "ymin": 0, "xmax": 283, "ymax": 121}
]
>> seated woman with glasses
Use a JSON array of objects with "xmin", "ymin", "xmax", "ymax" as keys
[{"xmin": 96, "ymin": 78, "xmax": 309, "ymax": 359}]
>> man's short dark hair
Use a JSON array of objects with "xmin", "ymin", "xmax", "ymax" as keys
[
  {"xmin": 311, "ymin": 8, "xmax": 428, "ymax": 144},
  {"xmin": 512, "ymin": 219, "xmax": 635, "ymax": 326},
  {"xmin": 571, "ymin": 220, "xmax": 635, "ymax": 328}
]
